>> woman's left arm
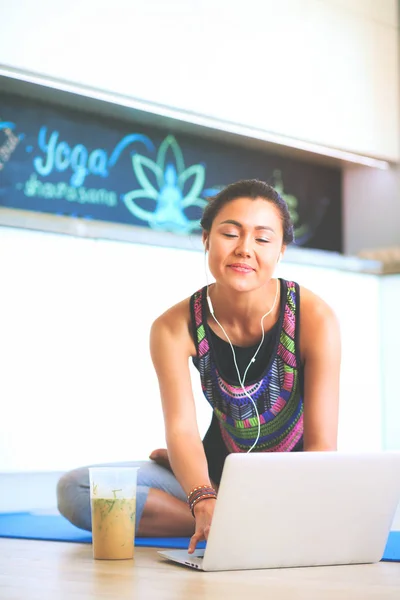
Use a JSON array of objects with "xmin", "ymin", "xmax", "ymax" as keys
[{"xmin": 300, "ymin": 288, "xmax": 341, "ymax": 451}]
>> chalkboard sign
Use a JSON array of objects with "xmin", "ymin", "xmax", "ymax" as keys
[{"xmin": 0, "ymin": 92, "xmax": 342, "ymax": 251}]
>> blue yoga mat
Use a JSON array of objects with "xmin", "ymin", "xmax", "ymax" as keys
[
  {"xmin": 0, "ymin": 512, "xmax": 205, "ymax": 550},
  {"xmin": 0, "ymin": 512, "xmax": 398, "ymax": 560}
]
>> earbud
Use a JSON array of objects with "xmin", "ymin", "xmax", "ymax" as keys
[{"xmin": 277, "ymin": 252, "xmax": 282, "ymax": 263}]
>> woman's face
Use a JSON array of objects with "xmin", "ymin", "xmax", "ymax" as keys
[{"xmin": 204, "ymin": 197, "xmax": 284, "ymax": 293}]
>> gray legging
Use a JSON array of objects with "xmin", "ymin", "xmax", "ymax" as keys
[{"xmin": 56, "ymin": 460, "xmax": 186, "ymax": 535}]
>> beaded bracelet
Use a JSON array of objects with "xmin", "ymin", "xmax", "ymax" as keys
[
  {"xmin": 187, "ymin": 484, "xmax": 217, "ymax": 517},
  {"xmin": 187, "ymin": 484, "xmax": 215, "ymax": 504}
]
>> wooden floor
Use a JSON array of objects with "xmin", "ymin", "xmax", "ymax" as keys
[{"xmin": 1, "ymin": 538, "xmax": 399, "ymax": 600}]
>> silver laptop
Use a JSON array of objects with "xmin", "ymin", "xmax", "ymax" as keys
[{"xmin": 158, "ymin": 451, "xmax": 400, "ymax": 571}]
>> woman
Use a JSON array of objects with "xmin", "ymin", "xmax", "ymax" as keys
[{"xmin": 57, "ymin": 179, "xmax": 341, "ymax": 554}]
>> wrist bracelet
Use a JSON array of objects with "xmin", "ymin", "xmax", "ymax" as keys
[
  {"xmin": 187, "ymin": 484, "xmax": 217, "ymax": 517},
  {"xmin": 190, "ymin": 493, "xmax": 217, "ymax": 517}
]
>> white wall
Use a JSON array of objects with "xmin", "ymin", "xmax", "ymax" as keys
[
  {"xmin": 380, "ymin": 275, "xmax": 400, "ymax": 451},
  {"xmin": 343, "ymin": 164, "xmax": 400, "ymax": 255},
  {"xmin": 0, "ymin": 0, "xmax": 398, "ymax": 161},
  {"xmin": 0, "ymin": 226, "xmax": 383, "ymax": 473}
]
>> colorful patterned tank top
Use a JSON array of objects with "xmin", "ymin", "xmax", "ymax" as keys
[{"xmin": 190, "ymin": 279, "xmax": 304, "ymax": 464}]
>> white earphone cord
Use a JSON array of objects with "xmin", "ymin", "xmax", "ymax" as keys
[{"xmin": 205, "ymin": 271, "xmax": 279, "ymax": 453}]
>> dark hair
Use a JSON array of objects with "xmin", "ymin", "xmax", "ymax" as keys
[{"xmin": 200, "ymin": 179, "xmax": 294, "ymax": 245}]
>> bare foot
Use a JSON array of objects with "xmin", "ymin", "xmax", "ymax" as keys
[
  {"xmin": 149, "ymin": 448, "xmax": 172, "ymax": 471},
  {"xmin": 149, "ymin": 449, "xmax": 219, "ymax": 493}
]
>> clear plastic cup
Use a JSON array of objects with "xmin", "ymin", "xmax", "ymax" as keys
[{"xmin": 89, "ymin": 466, "xmax": 139, "ymax": 560}]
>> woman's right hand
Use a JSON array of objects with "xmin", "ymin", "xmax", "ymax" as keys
[{"xmin": 188, "ymin": 498, "xmax": 217, "ymax": 554}]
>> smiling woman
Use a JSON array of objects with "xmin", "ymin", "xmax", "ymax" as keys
[{"xmin": 56, "ymin": 179, "xmax": 341, "ymax": 555}]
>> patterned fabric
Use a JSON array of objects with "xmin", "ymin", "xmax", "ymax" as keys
[{"xmin": 191, "ymin": 280, "xmax": 304, "ymax": 453}]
